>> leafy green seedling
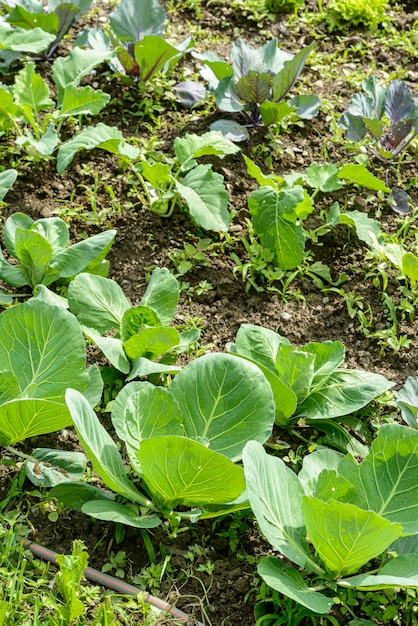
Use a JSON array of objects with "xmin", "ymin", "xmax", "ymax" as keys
[
  {"xmin": 0, "ymin": 50, "xmax": 111, "ymax": 160},
  {"xmin": 339, "ymin": 77, "xmax": 418, "ymax": 212},
  {"xmin": 2, "ymin": 0, "xmax": 94, "ymax": 63},
  {"xmin": 77, "ymin": 0, "xmax": 193, "ymax": 84},
  {"xmin": 243, "ymin": 423, "xmax": 418, "ymax": 614},
  {"xmin": 0, "ymin": 299, "xmax": 102, "ymax": 446},
  {"xmin": 0, "ymin": 212, "xmax": 116, "ymax": 290},
  {"xmin": 67, "ymin": 267, "xmax": 198, "ymax": 377},
  {"xmin": 243, "ymin": 156, "xmax": 390, "ymax": 272},
  {"xmin": 177, "ymin": 39, "xmax": 319, "ymax": 137},
  {"xmin": 228, "ymin": 323, "xmax": 393, "ymax": 453},
  {"xmin": 265, "ymin": 0, "xmax": 304, "ymax": 14},
  {"xmin": 51, "ymin": 349, "xmax": 276, "ymax": 527},
  {"xmin": 58, "ymin": 128, "xmax": 240, "ymax": 232}
]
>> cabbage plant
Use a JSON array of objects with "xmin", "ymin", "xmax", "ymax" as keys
[
  {"xmin": 0, "ymin": 0, "xmax": 93, "ymax": 71},
  {"xmin": 67, "ymin": 268, "xmax": 198, "ymax": 378},
  {"xmin": 228, "ymin": 324, "xmax": 393, "ymax": 453},
  {"xmin": 76, "ymin": 0, "xmax": 192, "ymax": 84},
  {"xmin": 243, "ymin": 423, "xmax": 418, "ymax": 614},
  {"xmin": 50, "ymin": 351, "xmax": 276, "ymax": 528},
  {"xmin": 0, "ymin": 212, "xmax": 116, "ymax": 290},
  {"xmin": 178, "ymin": 39, "xmax": 320, "ymax": 137}
]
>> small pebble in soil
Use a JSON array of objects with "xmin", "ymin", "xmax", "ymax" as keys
[{"xmin": 280, "ymin": 311, "xmax": 291, "ymax": 321}]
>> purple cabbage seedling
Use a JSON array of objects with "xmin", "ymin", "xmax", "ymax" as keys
[
  {"xmin": 78, "ymin": 0, "xmax": 193, "ymax": 84},
  {"xmin": 177, "ymin": 39, "xmax": 320, "ymax": 137},
  {"xmin": 339, "ymin": 77, "xmax": 418, "ymax": 213}
]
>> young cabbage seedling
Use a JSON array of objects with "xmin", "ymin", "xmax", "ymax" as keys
[
  {"xmin": 76, "ymin": 0, "xmax": 193, "ymax": 85},
  {"xmin": 339, "ymin": 77, "xmax": 418, "ymax": 213},
  {"xmin": 177, "ymin": 39, "xmax": 320, "ymax": 138}
]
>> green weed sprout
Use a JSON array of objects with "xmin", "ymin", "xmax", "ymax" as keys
[
  {"xmin": 325, "ymin": 0, "xmax": 389, "ymax": 32},
  {"xmin": 265, "ymin": 0, "xmax": 304, "ymax": 14}
]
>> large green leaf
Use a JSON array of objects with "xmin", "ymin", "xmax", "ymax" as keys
[
  {"xmin": 337, "ymin": 423, "xmax": 418, "ymax": 534},
  {"xmin": 301, "ymin": 341, "xmax": 345, "ymax": 390},
  {"xmin": 137, "ymin": 435, "xmax": 246, "ymax": 508},
  {"xmin": 338, "ymin": 164, "xmax": 390, "ymax": 192},
  {"xmin": 133, "ymin": 36, "xmax": 185, "ymax": 82},
  {"xmin": 243, "ymin": 441, "xmax": 312, "ymax": 568},
  {"xmin": 169, "ymin": 353, "xmax": 275, "ymax": 461},
  {"xmin": 65, "ymin": 389, "xmax": 150, "ymax": 506},
  {"xmin": 31, "ymin": 217, "xmax": 69, "ymax": 254},
  {"xmin": 12, "ymin": 61, "xmax": 54, "ymax": 112},
  {"xmin": 296, "ymin": 370, "xmax": 393, "ymax": 420},
  {"xmin": 248, "ymin": 186, "xmax": 305, "ymax": 269},
  {"xmin": 81, "ymin": 500, "xmax": 161, "ymax": 528},
  {"xmin": 111, "ymin": 381, "xmax": 148, "ymax": 440},
  {"xmin": 271, "ymin": 42, "xmax": 315, "ymax": 103},
  {"xmin": 338, "ymin": 555, "xmax": 418, "ymax": 590},
  {"xmin": 14, "ymin": 228, "xmax": 55, "ymax": 287},
  {"xmin": 57, "ymin": 84, "xmax": 110, "ymax": 118},
  {"xmin": 258, "ymin": 557, "xmax": 333, "ymax": 614},
  {"xmin": 231, "ymin": 323, "xmax": 291, "ymax": 373},
  {"xmin": 0, "ymin": 24, "xmax": 55, "ymax": 52},
  {"xmin": 123, "ymin": 326, "xmax": 180, "ymax": 359},
  {"xmin": 0, "ymin": 300, "xmax": 88, "ymax": 401},
  {"xmin": 303, "ymin": 497, "xmax": 402, "ymax": 578},
  {"xmin": 0, "ymin": 399, "xmax": 72, "ymax": 446},
  {"xmin": 124, "ymin": 386, "xmax": 184, "ymax": 472},
  {"xmin": 52, "ymin": 48, "xmax": 110, "ymax": 92},
  {"xmin": 175, "ymin": 164, "xmax": 230, "ymax": 232},
  {"xmin": 174, "ymin": 131, "xmax": 240, "ymax": 169},
  {"xmin": 396, "ymin": 376, "xmax": 418, "ymax": 427},
  {"xmin": 50, "ymin": 229, "xmax": 116, "ymax": 277},
  {"xmin": 140, "ymin": 267, "xmax": 179, "ymax": 326},
  {"xmin": 56, "ymin": 123, "xmax": 139, "ymax": 173},
  {"xmin": 68, "ymin": 273, "xmax": 130, "ymax": 333},
  {"xmin": 109, "ymin": 0, "xmax": 165, "ymax": 43},
  {"xmin": 82, "ymin": 327, "xmax": 130, "ymax": 374},
  {"xmin": 0, "ymin": 169, "xmax": 17, "ymax": 202},
  {"xmin": 275, "ymin": 344, "xmax": 315, "ymax": 403}
]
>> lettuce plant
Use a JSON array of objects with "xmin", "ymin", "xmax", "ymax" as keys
[
  {"xmin": 57, "ymin": 128, "xmax": 240, "ymax": 232},
  {"xmin": 0, "ymin": 299, "xmax": 102, "ymax": 446},
  {"xmin": 228, "ymin": 324, "xmax": 393, "ymax": 453},
  {"xmin": 77, "ymin": 0, "xmax": 192, "ymax": 84},
  {"xmin": 1, "ymin": 0, "xmax": 94, "ymax": 65},
  {"xmin": 325, "ymin": 0, "xmax": 388, "ymax": 32},
  {"xmin": 179, "ymin": 39, "xmax": 320, "ymax": 136},
  {"xmin": 0, "ymin": 50, "xmax": 111, "ymax": 160},
  {"xmin": 67, "ymin": 268, "xmax": 199, "ymax": 378},
  {"xmin": 243, "ymin": 423, "xmax": 418, "ymax": 614},
  {"xmin": 0, "ymin": 212, "xmax": 116, "ymax": 290},
  {"xmin": 50, "ymin": 350, "xmax": 276, "ymax": 527}
]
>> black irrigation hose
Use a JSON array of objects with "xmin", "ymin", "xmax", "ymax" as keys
[{"xmin": 22, "ymin": 539, "xmax": 205, "ymax": 626}]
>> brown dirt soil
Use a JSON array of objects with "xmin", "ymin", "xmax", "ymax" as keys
[{"xmin": 1, "ymin": 0, "xmax": 418, "ymax": 623}]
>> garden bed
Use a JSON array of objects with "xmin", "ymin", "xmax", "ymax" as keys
[{"xmin": 1, "ymin": 0, "xmax": 418, "ymax": 623}]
